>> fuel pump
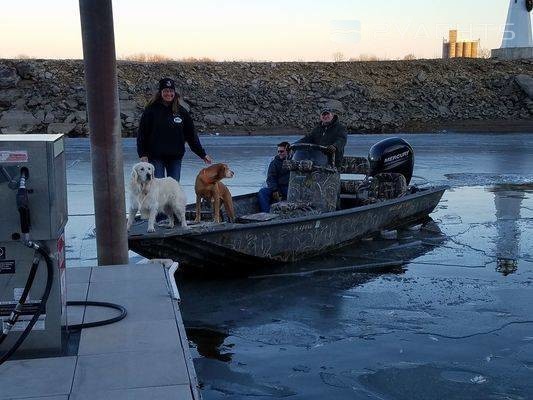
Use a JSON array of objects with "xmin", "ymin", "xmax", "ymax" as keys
[{"xmin": 0, "ymin": 135, "xmax": 67, "ymax": 359}]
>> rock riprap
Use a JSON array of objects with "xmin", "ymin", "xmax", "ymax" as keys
[{"xmin": 0, "ymin": 59, "xmax": 531, "ymax": 136}]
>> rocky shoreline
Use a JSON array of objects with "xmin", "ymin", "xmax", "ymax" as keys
[{"xmin": 0, "ymin": 59, "xmax": 532, "ymax": 136}]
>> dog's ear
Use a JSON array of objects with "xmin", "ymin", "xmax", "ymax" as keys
[
  {"xmin": 217, "ymin": 164, "xmax": 227, "ymax": 179},
  {"xmin": 131, "ymin": 167, "xmax": 139, "ymax": 185}
]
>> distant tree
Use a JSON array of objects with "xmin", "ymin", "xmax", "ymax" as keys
[
  {"xmin": 180, "ymin": 57, "xmax": 216, "ymax": 62},
  {"xmin": 349, "ymin": 54, "xmax": 380, "ymax": 62},
  {"xmin": 121, "ymin": 53, "xmax": 172, "ymax": 62},
  {"xmin": 332, "ymin": 52, "xmax": 345, "ymax": 62},
  {"xmin": 403, "ymin": 53, "xmax": 416, "ymax": 60},
  {"xmin": 16, "ymin": 54, "xmax": 32, "ymax": 59},
  {"xmin": 120, "ymin": 53, "xmax": 217, "ymax": 62}
]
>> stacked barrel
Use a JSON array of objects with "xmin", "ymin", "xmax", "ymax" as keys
[{"xmin": 442, "ymin": 30, "xmax": 480, "ymax": 59}]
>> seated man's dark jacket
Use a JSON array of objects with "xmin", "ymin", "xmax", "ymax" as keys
[
  {"xmin": 137, "ymin": 102, "xmax": 206, "ymax": 160},
  {"xmin": 266, "ymin": 155, "xmax": 290, "ymax": 192},
  {"xmin": 295, "ymin": 115, "xmax": 347, "ymax": 167}
]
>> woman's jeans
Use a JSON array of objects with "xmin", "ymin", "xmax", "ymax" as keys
[{"xmin": 150, "ymin": 158, "xmax": 182, "ymax": 181}]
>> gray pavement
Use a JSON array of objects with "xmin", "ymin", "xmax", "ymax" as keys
[{"xmin": 0, "ymin": 264, "xmax": 200, "ymax": 400}]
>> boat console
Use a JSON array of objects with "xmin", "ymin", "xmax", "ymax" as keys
[{"xmin": 280, "ymin": 143, "xmax": 340, "ymax": 213}]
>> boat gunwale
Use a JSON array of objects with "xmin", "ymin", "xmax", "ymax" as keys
[{"xmin": 128, "ymin": 185, "xmax": 448, "ymax": 240}]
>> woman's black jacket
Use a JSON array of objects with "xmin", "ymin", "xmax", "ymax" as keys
[{"xmin": 137, "ymin": 101, "xmax": 206, "ymax": 160}]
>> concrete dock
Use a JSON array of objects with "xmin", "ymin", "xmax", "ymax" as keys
[{"xmin": 0, "ymin": 263, "xmax": 200, "ymax": 400}]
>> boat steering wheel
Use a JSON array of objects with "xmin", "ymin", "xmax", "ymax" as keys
[{"xmin": 290, "ymin": 143, "xmax": 335, "ymax": 167}]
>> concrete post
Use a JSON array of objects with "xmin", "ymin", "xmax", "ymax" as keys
[{"xmin": 79, "ymin": 0, "xmax": 129, "ymax": 265}]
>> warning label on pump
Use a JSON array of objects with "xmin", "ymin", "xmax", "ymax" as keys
[
  {"xmin": 0, "ymin": 260, "xmax": 15, "ymax": 274},
  {"xmin": 0, "ymin": 301, "xmax": 46, "ymax": 330},
  {"xmin": 1, "ymin": 315, "xmax": 46, "ymax": 331},
  {"xmin": 0, "ymin": 301, "xmax": 45, "ymax": 317},
  {"xmin": 0, "ymin": 151, "xmax": 28, "ymax": 163}
]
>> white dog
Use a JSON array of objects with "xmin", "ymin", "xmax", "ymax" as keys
[{"xmin": 127, "ymin": 162, "xmax": 187, "ymax": 233}]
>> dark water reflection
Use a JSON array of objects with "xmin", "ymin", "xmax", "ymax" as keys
[
  {"xmin": 178, "ymin": 225, "xmax": 451, "ymax": 398},
  {"xmin": 186, "ymin": 327, "xmax": 233, "ymax": 363},
  {"xmin": 489, "ymin": 184, "xmax": 532, "ymax": 276}
]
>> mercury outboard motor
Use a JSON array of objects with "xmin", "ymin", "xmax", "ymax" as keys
[{"xmin": 368, "ymin": 137, "xmax": 414, "ymax": 185}]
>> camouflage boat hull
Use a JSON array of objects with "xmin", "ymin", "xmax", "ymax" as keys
[{"xmin": 128, "ymin": 186, "xmax": 446, "ymax": 273}]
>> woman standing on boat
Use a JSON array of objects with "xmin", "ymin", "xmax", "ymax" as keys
[{"xmin": 137, "ymin": 78, "xmax": 212, "ymax": 181}]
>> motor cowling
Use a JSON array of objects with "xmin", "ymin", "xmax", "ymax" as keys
[{"xmin": 368, "ymin": 137, "xmax": 414, "ymax": 185}]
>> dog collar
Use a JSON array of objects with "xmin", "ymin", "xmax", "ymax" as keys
[{"xmin": 200, "ymin": 169, "xmax": 217, "ymax": 185}]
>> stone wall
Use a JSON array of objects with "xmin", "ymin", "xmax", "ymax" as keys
[{"xmin": 0, "ymin": 58, "xmax": 532, "ymax": 136}]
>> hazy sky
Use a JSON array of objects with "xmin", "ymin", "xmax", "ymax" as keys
[{"xmin": 0, "ymin": 0, "xmax": 514, "ymax": 61}]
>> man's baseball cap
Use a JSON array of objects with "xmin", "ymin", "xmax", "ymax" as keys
[
  {"xmin": 159, "ymin": 78, "xmax": 176, "ymax": 91},
  {"xmin": 321, "ymin": 108, "xmax": 336, "ymax": 115}
]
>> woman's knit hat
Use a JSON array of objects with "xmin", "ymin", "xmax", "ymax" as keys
[{"xmin": 159, "ymin": 78, "xmax": 175, "ymax": 91}]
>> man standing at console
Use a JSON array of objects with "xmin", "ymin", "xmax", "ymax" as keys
[{"xmin": 295, "ymin": 107, "xmax": 347, "ymax": 168}]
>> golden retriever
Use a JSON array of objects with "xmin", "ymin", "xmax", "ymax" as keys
[
  {"xmin": 127, "ymin": 162, "xmax": 187, "ymax": 233},
  {"xmin": 194, "ymin": 163, "xmax": 235, "ymax": 223}
]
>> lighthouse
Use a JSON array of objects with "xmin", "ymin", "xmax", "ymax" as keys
[{"xmin": 492, "ymin": 0, "xmax": 533, "ymax": 59}]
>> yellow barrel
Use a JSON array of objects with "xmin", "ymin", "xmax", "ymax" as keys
[
  {"xmin": 471, "ymin": 41, "xmax": 479, "ymax": 58},
  {"xmin": 449, "ymin": 30, "xmax": 458, "ymax": 43},
  {"xmin": 463, "ymin": 41, "xmax": 472, "ymax": 58},
  {"xmin": 456, "ymin": 42, "xmax": 463, "ymax": 57},
  {"xmin": 449, "ymin": 42, "xmax": 456, "ymax": 58}
]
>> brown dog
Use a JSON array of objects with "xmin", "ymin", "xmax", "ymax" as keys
[{"xmin": 194, "ymin": 163, "xmax": 235, "ymax": 223}]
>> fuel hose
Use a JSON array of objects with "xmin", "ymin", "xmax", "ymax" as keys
[
  {"xmin": 0, "ymin": 253, "xmax": 41, "ymax": 347},
  {"xmin": 66, "ymin": 301, "xmax": 127, "ymax": 331},
  {"xmin": 0, "ymin": 243, "xmax": 53, "ymax": 366}
]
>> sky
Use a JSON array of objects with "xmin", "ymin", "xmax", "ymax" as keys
[{"xmin": 0, "ymin": 0, "xmax": 516, "ymax": 61}]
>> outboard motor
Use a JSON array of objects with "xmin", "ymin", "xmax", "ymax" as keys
[
  {"xmin": 368, "ymin": 137, "xmax": 414, "ymax": 185},
  {"xmin": 279, "ymin": 143, "xmax": 340, "ymax": 213}
]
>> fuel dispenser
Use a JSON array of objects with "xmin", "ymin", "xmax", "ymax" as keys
[{"xmin": 0, "ymin": 134, "xmax": 67, "ymax": 360}]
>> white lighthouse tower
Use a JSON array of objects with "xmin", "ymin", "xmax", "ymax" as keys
[{"xmin": 492, "ymin": 0, "xmax": 533, "ymax": 59}]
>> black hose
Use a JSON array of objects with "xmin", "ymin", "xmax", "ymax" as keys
[
  {"xmin": 66, "ymin": 301, "xmax": 127, "ymax": 331},
  {"xmin": 0, "ymin": 244, "xmax": 53, "ymax": 366},
  {"xmin": 0, "ymin": 253, "xmax": 41, "ymax": 347}
]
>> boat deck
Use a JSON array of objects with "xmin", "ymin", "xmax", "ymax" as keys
[{"xmin": 0, "ymin": 263, "xmax": 200, "ymax": 400}]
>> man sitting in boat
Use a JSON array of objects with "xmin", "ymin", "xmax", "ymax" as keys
[
  {"xmin": 257, "ymin": 141, "xmax": 291, "ymax": 212},
  {"xmin": 294, "ymin": 107, "xmax": 347, "ymax": 167}
]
